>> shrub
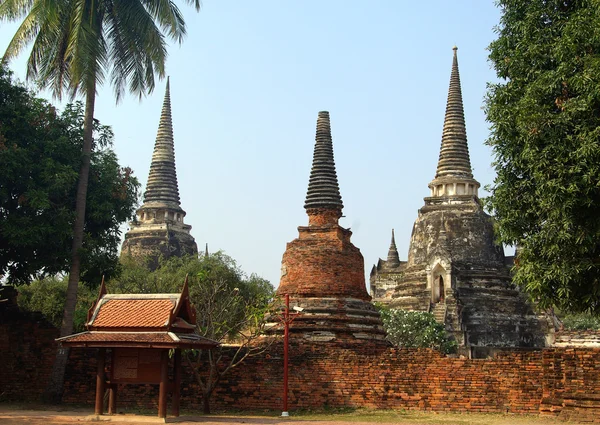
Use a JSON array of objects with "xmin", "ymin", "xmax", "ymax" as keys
[
  {"xmin": 376, "ymin": 304, "xmax": 457, "ymax": 354},
  {"xmin": 562, "ymin": 313, "xmax": 600, "ymax": 331}
]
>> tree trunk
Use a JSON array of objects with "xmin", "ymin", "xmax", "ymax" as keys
[
  {"xmin": 202, "ymin": 390, "xmax": 211, "ymax": 415},
  {"xmin": 45, "ymin": 83, "xmax": 96, "ymax": 403}
]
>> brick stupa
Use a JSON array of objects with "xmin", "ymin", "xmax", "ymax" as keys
[
  {"xmin": 121, "ymin": 79, "xmax": 198, "ymax": 268},
  {"xmin": 276, "ymin": 111, "xmax": 386, "ymax": 344}
]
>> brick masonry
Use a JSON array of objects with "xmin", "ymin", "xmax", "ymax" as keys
[{"xmin": 1, "ymin": 311, "xmax": 599, "ymax": 421}]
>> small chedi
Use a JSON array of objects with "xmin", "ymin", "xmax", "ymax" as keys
[
  {"xmin": 121, "ymin": 79, "xmax": 197, "ymax": 267},
  {"xmin": 274, "ymin": 111, "xmax": 386, "ymax": 345},
  {"xmin": 370, "ymin": 48, "xmax": 550, "ymax": 357}
]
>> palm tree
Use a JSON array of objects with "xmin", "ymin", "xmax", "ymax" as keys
[{"xmin": 0, "ymin": 0, "xmax": 201, "ymax": 401}]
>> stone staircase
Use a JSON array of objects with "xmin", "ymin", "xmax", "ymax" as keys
[{"xmin": 430, "ymin": 302, "xmax": 447, "ymax": 324}]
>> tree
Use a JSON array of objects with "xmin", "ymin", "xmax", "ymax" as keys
[
  {"xmin": 17, "ymin": 276, "xmax": 98, "ymax": 332},
  {"xmin": 0, "ymin": 66, "xmax": 139, "ymax": 285},
  {"xmin": 0, "ymin": 0, "xmax": 202, "ymax": 400},
  {"xmin": 376, "ymin": 304, "xmax": 457, "ymax": 354},
  {"xmin": 485, "ymin": 0, "xmax": 600, "ymax": 314},
  {"xmin": 111, "ymin": 254, "xmax": 275, "ymax": 414}
]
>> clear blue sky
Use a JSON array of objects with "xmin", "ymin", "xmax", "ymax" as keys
[{"xmin": 0, "ymin": 1, "xmax": 504, "ymax": 289}]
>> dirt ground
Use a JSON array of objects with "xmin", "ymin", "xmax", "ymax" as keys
[{"xmin": 0, "ymin": 407, "xmax": 566, "ymax": 425}]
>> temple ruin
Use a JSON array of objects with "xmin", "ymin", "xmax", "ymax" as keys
[
  {"xmin": 273, "ymin": 111, "xmax": 387, "ymax": 345},
  {"xmin": 370, "ymin": 48, "xmax": 551, "ymax": 357},
  {"xmin": 121, "ymin": 79, "xmax": 198, "ymax": 268}
]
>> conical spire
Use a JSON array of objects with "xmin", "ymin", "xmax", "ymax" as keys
[
  {"xmin": 304, "ymin": 111, "xmax": 344, "ymax": 212},
  {"xmin": 386, "ymin": 229, "xmax": 401, "ymax": 267},
  {"xmin": 435, "ymin": 47, "xmax": 473, "ymax": 179},
  {"xmin": 142, "ymin": 78, "xmax": 181, "ymax": 208}
]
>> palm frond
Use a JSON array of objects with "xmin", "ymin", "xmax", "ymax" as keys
[
  {"xmin": 141, "ymin": 0, "xmax": 187, "ymax": 43},
  {"xmin": 3, "ymin": 0, "xmax": 200, "ymax": 101},
  {"xmin": 0, "ymin": 0, "xmax": 35, "ymax": 21},
  {"xmin": 2, "ymin": 9, "xmax": 39, "ymax": 64},
  {"xmin": 107, "ymin": 0, "xmax": 168, "ymax": 100}
]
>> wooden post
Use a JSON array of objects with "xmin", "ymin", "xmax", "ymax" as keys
[
  {"xmin": 282, "ymin": 294, "xmax": 289, "ymax": 416},
  {"xmin": 108, "ymin": 385, "xmax": 117, "ymax": 414},
  {"xmin": 158, "ymin": 350, "xmax": 168, "ymax": 418},
  {"xmin": 172, "ymin": 349, "xmax": 182, "ymax": 417},
  {"xmin": 95, "ymin": 348, "xmax": 106, "ymax": 415}
]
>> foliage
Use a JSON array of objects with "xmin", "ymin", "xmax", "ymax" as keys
[
  {"xmin": 110, "ymin": 253, "xmax": 275, "ymax": 414},
  {"xmin": 0, "ymin": 67, "xmax": 140, "ymax": 285},
  {"xmin": 561, "ymin": 313, "xmax": 600, "ymax": 331},
  {"xmin": 16, "ymin": 276, "xmax": 97, "ymax": 332},
  {"xmin": 1, "ymin": 0, "xmax": 203, "ymax": 401},
  {"xmin": 376, "ymin": 304, "xmax": 457, "ymax": 354},
  {"xmin": 1, "ymin": 0, "xmax": 201, "ymax": 100},
  {"xmin": 485, "ymin": 0, "xmax": 600, "ymax": 314}
]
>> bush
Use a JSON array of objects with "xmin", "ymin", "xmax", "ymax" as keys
[
  {"xmin": 562, "ymin": 313, "xmax": 600, "ymax": 331},
  {"xmin": 16, "ymin": 276, "xmax": 97, "ymax": 332},
  {"xmin": 376, "ymin": 304, "xmax": 457, "ymax": 354}
]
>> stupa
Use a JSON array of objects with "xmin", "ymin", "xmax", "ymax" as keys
[
  {"xmin": 370, "ymin": 48, "xmax": 550, "ymax": 357},
  {"xmin": 121, "ymin": 79, "xmax": 197, "ymax": 268},
  {"xmin": 276, "ymin": 111, "xmax": 387, "ymax": 345}
]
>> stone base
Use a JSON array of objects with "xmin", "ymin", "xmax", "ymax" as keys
[
  {"xmin": 268, "ymin": 297, "xmax": 388, "ymax": 346},
  {"xmin": 121, "ymin": 226, "xmax": 197, "ymax": 269}
]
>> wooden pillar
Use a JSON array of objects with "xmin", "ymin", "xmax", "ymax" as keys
[
  {"xmin": 95, "ymin": 348, "xmax": 106, "ymax": 415},
  {"xmin": 108, "ymin": 385, "xmax": 117, "ymax": 414},
  {"xmin": 172, "ymin": 349, "xmax": 182, "ymax": 417},
  {"xmin": 158, "ymin": 350, "xmax": 168, "ymax": 418}
]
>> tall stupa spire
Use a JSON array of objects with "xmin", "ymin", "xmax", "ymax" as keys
[
  {"xmin": 304, "ymin": 111, "xmax": 344, "ymax": 214},
  {"xmin": 428, "ymin": 47, "xmax": 480, "ymax": 199},
  {"xmin": 120, "ymin": 78, "xmax": 197, "ymax": 269},
  {"xmin": 142, "ymin": 77, "xmax": 182, "ymax": 209},
  {"xmin": 386, "ymin": 229, "xmax": 401, "ymax": 267},
  {"xmin": 436, "ymin": 46, "xmax": 472, "ymax": 179}
]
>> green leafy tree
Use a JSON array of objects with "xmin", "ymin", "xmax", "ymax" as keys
[
  {"xmin": 110, "ymin": 254, "xmax": 275, "ymax": 414},
  {"xmin": 486, "ymin": 0, "xmax": 600, "ymax": 314},
  {"xmin": 376, "ymin": 304, "xmax": 457, "ymax": 354},
  {"xmin": 0, "ymin": 0, "xmax": 202, "ymax": 400},
  {"xmin": 16, "ymin": 276, "xmax": 97, "ymax": 332},
  {"xmin": 0, "ymin": 67, "xmax": 139, "ymax": 285}
]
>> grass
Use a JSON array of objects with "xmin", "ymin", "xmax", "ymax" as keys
[
  {"xmin": 207, "ymin": 407, "xmax": 562, "ymax": 424},
  {"xmin": 0, "ymin": 403, "xmax": 564, "ymax": 424}
]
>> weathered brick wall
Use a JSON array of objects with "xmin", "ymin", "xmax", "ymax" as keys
[
  {"xmin": 2, "ymin": 310, "xmax": 600, "ymax": 421},
  {"xmin": 57, "ymin": 342, "xmax": 600, "ymax": 418},
  {"xmin": 0, "ymin": 310, "xmax": 58, "ymax": 401},
  {"xmin": 208, "ymin": 344, "xmax": 545, "ymax": 413}
]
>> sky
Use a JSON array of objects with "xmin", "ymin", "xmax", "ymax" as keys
[{"xmin": 0, "ymin": 1, "xmax": 505, "ymax": 290}]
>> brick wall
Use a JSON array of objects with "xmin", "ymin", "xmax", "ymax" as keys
[
  {"xmin": 57, "ymin": 342, "xmax": 600, "ymax": 419},
  {"xmin": 2, "ymin": 310, "xmax": 600, "ymax": 421},
  {"xmin": 0, "ymin": 309, "xmax": 58, "ymax": 401}
]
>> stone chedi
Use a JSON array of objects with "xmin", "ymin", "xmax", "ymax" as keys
[
  {"xmin": 370, "ymin": 48, "xmax": 549, "ymax": 357},
  {"xmin": 121, "ymin": 80, "xmax": 197, "ymax": 266},
  {"xmin": 275, "ymin": 111, "xmax": 386, "ymax": 344}
]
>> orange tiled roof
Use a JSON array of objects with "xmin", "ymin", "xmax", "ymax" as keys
[
  {"xmin": 57, "ymin": 331, "xmax": 219, "ymax": 349},
  {"xmin": 65, "ymin": 332, "xmax": 174, "ymax": 344},
  {"xmin": 91, "ymin": 297, "xmax": 176, "ymax": 329}
]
